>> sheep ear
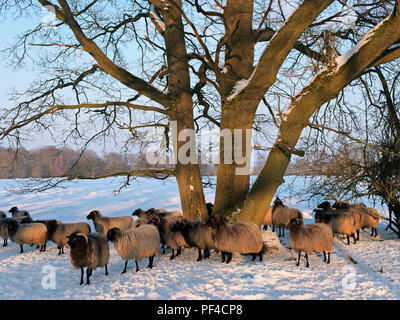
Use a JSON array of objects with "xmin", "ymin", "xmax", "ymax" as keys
[{"xmin": 76, "ymin": 233, "xmax": 88, "ymax": 243}]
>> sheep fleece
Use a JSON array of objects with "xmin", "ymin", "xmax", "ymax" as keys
[
  {"xmin": 51, "ymin": 222, "xmax": 91, "ymax": 247},
  {"xmin": 290, "ymin": 223, "xmax": 333, "ymax": 254},
  {"xmin": 273, "ymin": 207, "xmax": 303, "ymax": 227},
  {"xmin": 93, "ymin": 216, "xmax": 133, "ymax": 235},
  {"xmin": 160, "ymin": 216, "xmax": 188, "ymax": 250},
  {"xmin": 211, "ymin": 222, "xmax": 263, "ymax": 254},
  {"xmin": 113, "ymin": 225, "xmax": 160, "ymax": 261},
  {"xmin": 10, "ymin": 223, "xmax": 47, "ymax": 246}
]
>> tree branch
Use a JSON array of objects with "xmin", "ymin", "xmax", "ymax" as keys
[{"xmin": 38, "ymin": 0, "xmax": 171, "ymax": 108}]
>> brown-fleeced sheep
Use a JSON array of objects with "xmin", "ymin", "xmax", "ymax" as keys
[
  {"xmin": 287, "ymin": 218, "xmax": 333, "ymax": 268},
  {"xmin": 67, "ymin": 231, "xmax": 110, "ymax": 285},
  {"xmin": 107, "ymin": 225, "xmax": 160, "ymax": 273},
  {"xmin": 87, "ymin": 210, "xmax": 133, "ymax": 235},
  {"xmin": 271, "ymin": 197, "xmax": 303, "ymax": 237},
  {"xmin": 206, "ymin": 215, "xmax": 265, "ymax": 264}
]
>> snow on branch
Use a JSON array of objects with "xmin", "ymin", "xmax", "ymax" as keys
[{"xmin": 150, "ymin": 4, "xmax": 166, "ymax": 32}]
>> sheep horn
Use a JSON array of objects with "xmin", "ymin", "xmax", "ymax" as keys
[{"xmin": 76, "ymin": 232, "xmax": 88, "ymax": 243}]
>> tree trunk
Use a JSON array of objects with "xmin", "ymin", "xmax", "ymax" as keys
[
  {"xmin": 160, "ymin": 0, "xmax": 207, "ymax": 220},
  {"xmin": 213, "ymin": 0, "xmax": 255, "ymax": 216}
]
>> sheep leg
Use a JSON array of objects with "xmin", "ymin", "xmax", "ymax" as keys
[
  {"xmin": 147, "ymin": 255, "xmax": 154, "ymax": 269},
  {"xmin": 357, "ymin": 230, "xmax": 360, "ymax": 241},
  {"xmin": 105, "ymin": 264, "xmax": 108, "ymax": 276},
  {"xmin": 161, "ymin": 243, "xmax": 166, "ymax": 254},
  {"xmin": 204, "ymin": 248, "xmax": 210, "ymax": 259},
  {"xmin": 347, "ymin": 235, "xmax": 350, "ymax": 245},
  {"xmin": 135, "ymin": 260, "xmax": 139, "ymax": 272},
  {"xmin": 251, "ymin": 254, "xmax": 256, "ymax": 261},
  {"xmin": 58, "ymin": 246, "xmax": 62, "ymax": 255},
  {"xmin": 80, "ymin": 268, "xmax": 84, "ymax": 285},
  {"xmin": 225, "ymin": 253, "xmax": 232, "ymax": 264},
  {"xmin": 351, "ymin": 233, "xmax": 357, "ymax": 244},
  {"xmin": 86, "ymin": 268, "xmax": 92, "ymax": 285},
  {"xmin": 170, "ymin": 250, "xmax": 175, "ymax": 260},
  {"xmin": 258, "ymin": 251, "xmax": 263, "ymax": 262},
  {"xmin": 374, "ymin": 228, "xmax": 378, "ymax": 237},
  {"xmin": 278, "ymin": 227, "xmax": 281, "ymax": 237},
  {"xmin": 305, "ymin": 254, "xmax": 309, "ymax": 268},
  {"xmin": 296, "ymin": 252, "xmax": 301, "ymax": 267},
  {"xmin": 62, "ymin": 246, "xmax": 64, "ymax": 254},
  {"xmin": 197, "ymin": 248, "xmax": 203, "ymax": 261},
  {"xmin": 282, "ymin": 228, "xmax": 285, "ymax": 237},
  {"xmin": 3, "ymin": 238, "xmax": 7, "ymax": 247},
  {"xmin": 122, "ymin": 261, "xmax": 128, "ymax": 274},
  {"xmin": 20, "ymin": 244, "xmax": 24, "ymax": 253},
  {"xmin": 272, "ymin": 225, "xmax": 275, "ymax": 232},
  {"xmin": 263, "ymin": 225, "xmax": 268, "ymax": 231},
  {"xmin": 221, "ymin": 252, "xmax": 226, "ymax": 262},
  {"xmin": 176, "ymin": 247, "xmax": 182, "ymax": 256},
  {"xmin": 323, "ymin": 251, "xmax": 327, "ymax": 262},
  {"xmin": 327, "ymin": 252, "xmax": 331, "ymax": 264}
]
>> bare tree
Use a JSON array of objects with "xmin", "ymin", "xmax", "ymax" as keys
[
  {"xmin": 303, "ymin": 65, "xmax": 400, "ymax": 237},
  {"xmin": 1, "ymin": 0, "xmax": 400, "ymax": 222}
]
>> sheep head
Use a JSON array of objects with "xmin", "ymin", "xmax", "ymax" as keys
[
  {"xmin": 317, "ymin": 201, "xmax": 331, "ymax": 210},
  {"xmin": 6, "ymin": 219, "xmax": 18, "ymax": 234},
  {"xmin": 67, "ymin": 232, "xmax": 88, "ymax": 248},
  {"xmin": 170, "ymin": 220, "xmax": 186, "ymax": 232},
  {"xmin": 273, "ymin": 197, "xmax": 283, "ymax": 208},
  {"xmin": 87, "ymin": 210, "xmax": 101, "ymax": 220},
  {"xmin": 206, "ymin": 203, "xmax": 214, "ymax": 217},
  {"xmin": 287, "ymin": 218, "xmax": 303, "ymax": 231},
  {"xmin": 132, "ymin": 208, "xmax": 145, "ymax": 217},
  {"xmin": 8, "ymin": 207, "xmax": 18, "ymax": 214},
  {"xmin": 148, "ymin": 215, "xmax": 162, "ymax": 227},
  {"xmin": 106, "ymin": 227, "xmax": 121, "ymax": 242}
]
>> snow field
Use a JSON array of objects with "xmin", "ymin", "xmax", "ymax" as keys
[{"xmin": 0, "ymin": 177, "xmax": 399, "ymax": 299}]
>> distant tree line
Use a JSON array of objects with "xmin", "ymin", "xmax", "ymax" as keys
[{"xmin": 0, "ymin": 146, "xmax": 221, "ymax": 179}]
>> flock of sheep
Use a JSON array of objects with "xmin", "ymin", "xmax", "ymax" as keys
[{"xmin": 0, "ymin": 198, "xmax": 381, "ymax": 285}]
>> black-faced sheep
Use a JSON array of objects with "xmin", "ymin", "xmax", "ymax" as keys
[
  {"xmin": 206, "ymin": 215, "xmax": 265, "ymax": 264},
  {"xmin": 271, "ymin": 197, "xmax": 303, "ymax": 237},
  {"xmin": 87, "ymin": 210, "xmax": 133, "ymax": 235},
  {"xmin": 362, "ymin": 207, "xmax": 379, "ymax": 237},
  {"xmin": 0, "ymin": 216, "xmax": 32, "ymax": 247},
  {"xmin": 107, "ymin": 225, "xmax": 160, "ymax": 273},
  {"xmin": 314, "ymin": 207, "xmax": 357, "ymax": 245},
  {"xmin": 333, "ymin": 202, "xmax": 379, "ymax": 237},
  {"xmin": 47, "ymin": 220, "xmax": 91, "ymax": 255},
  {"xmin": 7, "ymin": 220, "xmax": 47, "ymax": 253},
  {"xmin": 206, "ymin": 203, "xmax": 214, "ymax": 217},
  {"xmin": 332, "ymin": 202, "xmax": 362, "ymax": 240},
  {"xmin": 8, "ymin": 207, "xmax": 30, "ymax": 218},
  {"xmin": 287, "ymin": 217, "xmax": 333, "ymax": 268},
  {"xmin": 0, "ymin": 211, "xmax": 6, "ymax": 219},
  {"xmin": 170, "ymin": 219, "xmax": 215, "ymax": 261},
  {"xmin": 147, "ymin": 215, "xmax": 188, "ymax": 260},
  {"xmin": 67, "ymin": 232, "xmax": 110, "ymax": 285}
]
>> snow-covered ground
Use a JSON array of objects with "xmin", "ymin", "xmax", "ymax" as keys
[{"xmin": 0, "ymin": 177, "xmax": 398, "ymax": 300}]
